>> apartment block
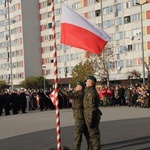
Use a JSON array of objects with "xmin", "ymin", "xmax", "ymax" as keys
[{"xmin": 0, "ymin": 0, "xmax": 42, "ymax": 87}]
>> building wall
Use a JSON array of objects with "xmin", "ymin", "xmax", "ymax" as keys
[
  {"xmin": 21, "ymin": 0, "xmax": 42, "ymax": 78},
  {"xmin": 0, "ymin": 0, "xmax": 42, "ymax": 87}
]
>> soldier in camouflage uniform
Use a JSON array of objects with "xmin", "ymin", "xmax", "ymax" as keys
[
  {"xmin": 59, "ymin": 82, "xmax": 90, "ymax": 150},
  {"xmin": 83, "ymin": 76, "xmax": 102, "ymax": 150}
]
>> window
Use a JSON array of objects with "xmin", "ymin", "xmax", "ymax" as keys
[
  {"xmin": 116, "ymin": 32, "xmax": 123, "ymax": 40},
  {"xmin": 0, "ymin": 0, "xmax": 5, "ymax": 5},
  {"xmin": 125, "ymin": 30, "xmax": 132, "ymax": 38},
  {"xmin": 54, "ymin": 0, "xmax": 61, "ymax": 4},
  {"xmin": 116, "ymin": 17, "xmax": 122, "ymax": 25},
  {"xmin": 57, "ymin": 44, "xmax": 62, "ymax": 50},
  {"xmin": 125, "ymin": 44, "xmax": 132, "ymax": 51},
  {"xmin": 95, "ymin": 9, "xmax": 101, "ymax": 17},
  {"xmin": 55, "ymin": 20, "xmax": 60, "ymax": 27},
  {"xmin": 72, "ymin": 2, "xmax": 82, "ymax": 10},
  {"xmin": 118, "ymin": 60, "xmax": 124, "ymax": 68},
  {"xmin": 133, "ymin": 43, "xmax": 141, "ymax": 51},
  {"xmin": 87, "ymin": 0, "xmax": 94, "ymax": 5},
  {"xmin": 55, "ymin": 8, "xmax": 61, "ymax": 15},
  {"xmin": 103, "ymin": 5, "xmax": 114, "ymax": 15},
  {"xmin": 131, "ymin": 13, "xmax": 141, "ymax": 22},
  {"xmin": 108, "ymin": 61, "xmax": 115, "ymax": 69},
  {"xmin": 66, "ymin": 54, "xmax": 70, "ymax": 61},
  {"xmin": 56, "ymin": 32, "xmax": 60, "ymax": 39},
  {"xmin": 48, "ymin": 23, "xmax": 52, "ymax": 29},
  {"xmin": 0, "ymin": 21, "xmax": 5, "ymax": 27},
  {"xmin": 119, "ymin": 46, "xmax": 124, "ymax": 53},
  {"xmin": 131, "ymin": 0, "xmax": 140, "ymax": 6},
  {"xmin": 132, "ymin": 28, "xmax": 141, "ymax": 36},
  {"xmin": 124, "ymin": 1, "xmax": 130, "ymax": 9},
  {"xmin": 87, "ymin": 11, "xmax": 94, "ymax": 18},
  {"xmin": 124, "ymin": 16, "xmax": 131, "ymax": 24},
  {"xmin": 125, "ymin": 59, "xmax": 133, "ymax": 67},
  {"xmin": 47, "ymin": 0, "xmax": 51, "ymax": 6}
]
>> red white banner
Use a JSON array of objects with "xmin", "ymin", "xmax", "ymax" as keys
[{"xmin": 49, "ymin": 90, "xmax": 56, "ymax": 106}]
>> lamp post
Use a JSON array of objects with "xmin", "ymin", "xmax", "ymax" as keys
[
  {"xmin": 42, "ymin": 66, "xmax": 46, "ymax": 93},
  {"xmin": 136, "ymin": 1, "xmax": 148, "ymax": 85}
]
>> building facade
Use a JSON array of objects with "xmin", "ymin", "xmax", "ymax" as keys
[
  {"xmin": 0, "ymin": 0, "xmax": 150, "ymax": 88},
  {"xmin": 0, "ymin": 0, "xmax": 42, "ymax": 88}
]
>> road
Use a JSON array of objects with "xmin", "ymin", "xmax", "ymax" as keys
[{"xmin": 0, "ymin": 106, "xmax": 150, "ymax": 150}]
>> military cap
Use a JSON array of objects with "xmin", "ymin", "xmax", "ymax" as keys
[
  {"xmin": 77, "ymin": 81, "xmax": 85, "ymax": 88},
  {"xmin": 85, "ymin": 76, "xmax": 97, "ymax": 82}
]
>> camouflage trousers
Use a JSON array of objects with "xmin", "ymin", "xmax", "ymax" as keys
[
  {"xmin": 85, "ymin": 119, "xmax": 101, "ymax": 150},
  {"xmin": 75, "ymin": 119, "xmax": 91, "ymax": 150}
]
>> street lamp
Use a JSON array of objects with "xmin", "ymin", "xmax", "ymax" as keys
[
  {"xmin": 135, "ymin": 1, "xmax": 148, "ymax": 85},
  {"xmin": 5, "ymin": 0, "xmax": 13, "ymax": 90},
  {"xmin": 42, "ymin": 66, "xmax": 46, "ymax": 93}
]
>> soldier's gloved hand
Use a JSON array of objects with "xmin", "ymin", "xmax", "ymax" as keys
[{"xmin": 89, "ymin": 122, "xmax": 95, "ymax": 128}]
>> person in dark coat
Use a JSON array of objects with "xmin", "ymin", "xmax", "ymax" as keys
[
  {"xmin": 19, "ymin": 90, "xmax": 27, "ymax": 113},
  {"xmin": 3, "ymin": 90, "xmax": 11, "ymax": 116},
  {"xmin": 0, "ymin": 92, "xmax": 4, "ymax": 116},
  {"xmin": 11, "ymin": 90, "xmax": 20, "ymax": 114},
  {"xmin": 118, "ymin": 85, "xmax": 125, "ymax": 106}
]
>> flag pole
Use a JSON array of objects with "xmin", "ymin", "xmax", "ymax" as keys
[{"xmin": 51, "ymin": 0, "xmax": 61, "ymax": 149}]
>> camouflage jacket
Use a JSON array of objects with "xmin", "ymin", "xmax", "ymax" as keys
[
  {"xmin": 59, "ymin": 88, "xmax": 84, "ymax": 119},
  {"xmin": 83, "ymin": 86, "xmax": 100, "ymax": 123}
]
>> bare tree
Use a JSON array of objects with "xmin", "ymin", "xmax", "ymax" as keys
[
  {"xmin": 87, "ymin": 46, "xmax": 114, "ymax": 86},
  {"xmin": 127, "ymin": 69, "xmax": 142, "ymax": 79}
]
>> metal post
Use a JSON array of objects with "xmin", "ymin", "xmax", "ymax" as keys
[
  {"xmin": 7, "ymin": 0, "xmax": 13, "ymax": 90},
  {"xmin": 136, "ymin": 1, "xmax": 148, "ymax": 85}
]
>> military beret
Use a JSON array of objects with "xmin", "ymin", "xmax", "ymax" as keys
[
  {"xmin": 77, "ymin": 81, "xmax": 85, "ymax": 88},
  {"xmin": 85, "ymin": 76, "xmax": 97, "ymax": 82}
]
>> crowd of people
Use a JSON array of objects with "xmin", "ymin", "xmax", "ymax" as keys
[
  {"xmin": 0, "ymin": 89, "xmax": 72, "ymax": 117},
  {"xmin": 97, "ymin": 83, "xmax": 150, "ymax": 108},
  {"xmin": 0, "ymin": 83, "xmax": 149, "ymax": 117}
]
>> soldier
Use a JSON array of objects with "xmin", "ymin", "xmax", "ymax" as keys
[
  {"xmin": 83, "ymin": 76, "xmax": 102, "ymax": 150},
  {"xmin": 59, "ymin": 82, "xmax": 90, "ymax": 150}
]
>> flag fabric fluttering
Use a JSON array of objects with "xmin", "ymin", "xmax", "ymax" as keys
[
  {"xmin": 49, "ymin": 90, "xmax": 56, "ymax": 106},
  {"xmin": 60, "ymin": 4, "xmax": 110, "ymax": 55}
]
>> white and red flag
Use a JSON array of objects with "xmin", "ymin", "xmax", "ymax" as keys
[
  {"xmin": 60, "ymin": 4, "xmax": 110, "ymax": 55},
  {"xmin": 49, "ymin": 90, "xmax": 56, "ymax": 106}
]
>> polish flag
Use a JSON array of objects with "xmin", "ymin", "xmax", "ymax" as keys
[
  {"xmin": 61, "ymin": 4, "xmax": 110, "ymax": 55},
  {"xmin": 49, "ymin": 90, "xmax": 56, "ymax": 106}
]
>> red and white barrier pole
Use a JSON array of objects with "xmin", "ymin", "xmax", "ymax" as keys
[{"xmin": 51, "ymin": 0, "xmax": 61, "ymax": 149}]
